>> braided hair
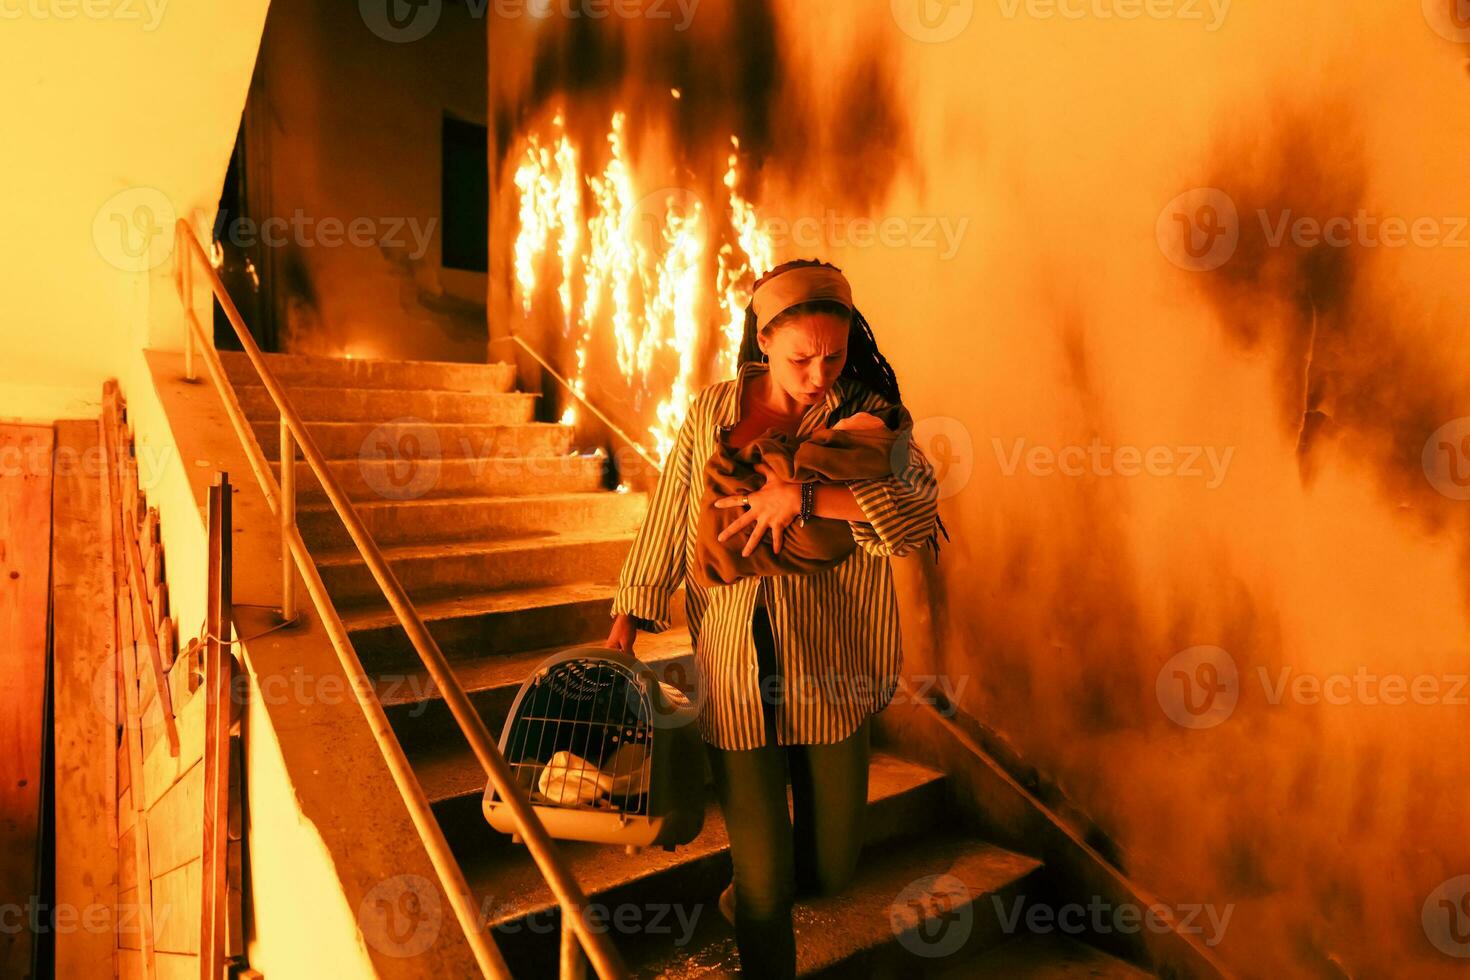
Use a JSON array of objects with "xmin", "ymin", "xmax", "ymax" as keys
[{"xmin": 736, "ymin": 258, "xmax": 902, "ymax": 406}]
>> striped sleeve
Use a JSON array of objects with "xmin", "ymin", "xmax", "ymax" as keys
[
  {"xmin": 610, "ymin": 391, "xmax": 702, "ymax": 633},
  {"xmin": 845, "ymin": 395, "xmax": 941, "ymax": 559}
]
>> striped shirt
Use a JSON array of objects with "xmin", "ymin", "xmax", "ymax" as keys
[{"xmin": 611, "ymin": 359, "xmax": 942, "ymax": 750}]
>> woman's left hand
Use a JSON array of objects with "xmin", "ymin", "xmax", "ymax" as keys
[{"xmin": 715, "ymin": 462, "xmax": 802, "ymax": 556}]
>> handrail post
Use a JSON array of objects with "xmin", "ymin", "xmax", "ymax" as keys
[
  {"xmin": 279, "ymin": 418, "xmax": 297, "ymax": 622},
  {"xmin": 560, "ymin": 919, "xmax": 587, "ymax": 980},
  {"xmin": 183, "ymin": 244, "xmax": 196, "ymax": 382}
]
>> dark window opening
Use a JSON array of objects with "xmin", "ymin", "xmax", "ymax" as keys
[{"xmin": 442, "ymin": 115, "xmax": 489, "ymax": 272}]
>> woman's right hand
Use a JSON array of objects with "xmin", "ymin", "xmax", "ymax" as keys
[{"xmin": 606, "ymin": 613, "xmax": 639, "ymax": 657}]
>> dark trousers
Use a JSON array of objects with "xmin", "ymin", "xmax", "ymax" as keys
[{"xmin": 704, "ymin": 604, "xmax": 871, "ymax": 978}]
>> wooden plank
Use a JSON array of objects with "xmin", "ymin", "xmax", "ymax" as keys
[
  {"xmin": 0, "ymin": 423, "xmax": 54, "ymax": 980},
  {"xmin": 120, "ymin": 787, "xmax": 136, "ymax": 835},
  {"xmin": 148, "ymin": 760, "xmax": 203, "ymax": 878},
  {"xmin": 225, "ymin": 839, "xmax": 243, "ymax": 959},
  {"xmin": 198, "ymin": 475, "xmax": 232, "ymax": 980},
  {"xmin": 119, "ymin": 825, "xmax": 137, "ymax": 896},
  {"xmin": 104, "ymin": 381, "xmax": 160, "ymax": 980},
  {"xmin": 123, "ymin": 505, "xmax": 178, "ymax": 756},
  {"xmin": 142, "ymin": 686, "xmax": 207, "ymax": 812},
  {"xmin": 51, "ymin": 418, "xmax": 121, "ymax": 979},
  {"xmin": 155, "ymin": 950, "xmax": 200, "ymax": 980},
  {"xmin": 157, "ymin": 616, "xmax": 176, "ymax": 671},
  {"xmin": 152, "ymin": 859, "xmax": 201, "ymax": 956}
]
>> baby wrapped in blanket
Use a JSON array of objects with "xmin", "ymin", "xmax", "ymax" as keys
[{"xmin": 693, "ymin": 401, "xmax": 914, "ymax": 588}]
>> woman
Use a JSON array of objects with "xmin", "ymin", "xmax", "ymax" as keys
[{"xmin": 604, "ymin": 259, "xmax": 944, "ymax": 977}]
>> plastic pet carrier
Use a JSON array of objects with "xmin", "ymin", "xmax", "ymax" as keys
[{"xmin": 483, "ymin": 645, "xmax": 706, "ymax": 851}]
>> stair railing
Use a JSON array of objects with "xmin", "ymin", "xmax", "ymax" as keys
[{"xmin": 173, "ymin": 219, "xmax": 628, "ymax": 980}]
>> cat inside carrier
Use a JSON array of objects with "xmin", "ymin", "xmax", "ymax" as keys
[{"xmin": 483, "ymin": 646, "xmax": 707, "ymax": 851}]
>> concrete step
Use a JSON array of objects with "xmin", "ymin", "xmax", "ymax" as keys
[
  {"xmin": 942, "ymin": 934, "xmax": 1155, "ymax": 979},
  {"xmin": 270, "ymin": 452, "xmax": 608, "ymax": 502},
  {"xmin": 459, "ymin": 751, "xmax": 959, "ymax": 975},
  {"xmin": 380, "ymin": 627, "xmax": 695, "ymax": 755},
  {"xmin": 249, "ymin": 418, "xmax": 573, "ymax": 462},
  {"xmin": 234, "ymin": 383, "xmax": 539, "ymax": 423},
  {"xmin": 626, "ymin": 838, "xmax": 1046, "ymax": 979},
  {"xmin": 341, "ymin": 582, "xmax": 687, "ymax": 674},
  {"xmin": 315, "ymin": 530, "xmax": 636, "ymax": 605},
  {"xmin": 297, "ymin": 490, "xmax": 647, "ymax": 550},
  {"xmin": 219, "ymin": 349, "xmax": 518, "ymax": 393}
]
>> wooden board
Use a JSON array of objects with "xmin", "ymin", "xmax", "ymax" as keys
[
  {"xmin": 0, "ymin": 423, "xmax": 55, "ymax": 980},
  {"xmin": 51, "ymin": 419, "xmax": 120, "ymax": 978}
]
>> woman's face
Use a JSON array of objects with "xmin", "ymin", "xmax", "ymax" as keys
[{"xmin": 758, "ymin": 311, "xmax": 850, "ymax": 406}]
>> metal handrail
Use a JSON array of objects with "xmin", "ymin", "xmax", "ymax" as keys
[
  {"xmin": 172, "ymin": 219, "xmax": 628, "ymax": 980},
  {"xmin": 489, "ymin": 333, "xmax": 661, "ymax": 474}
]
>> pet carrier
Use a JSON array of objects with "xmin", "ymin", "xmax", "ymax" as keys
[{"xmin": 483, "ymin": 645, "xmax": 707, "ymax": 851}]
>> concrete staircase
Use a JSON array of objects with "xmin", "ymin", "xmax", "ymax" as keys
[{"xmin": 219, "ymin": 350, "xmax": 1152, "ymax": 978}]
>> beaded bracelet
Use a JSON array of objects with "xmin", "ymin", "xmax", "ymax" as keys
[{"xmin": 797, "ymin": 480, "xmax": 816, "ymax": 526}]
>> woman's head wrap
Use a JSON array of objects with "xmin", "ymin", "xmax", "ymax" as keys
[{"xmin": 751, "ymin": 264, "xmax": 853, "ymax": 331}]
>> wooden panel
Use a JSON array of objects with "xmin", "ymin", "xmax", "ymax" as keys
[
  {"xmin": 0, "ymin": 423, "xmax": 54, "ymax": 980},
  {"xmin": 119, "ymin": 945, "xmax": 145, "ymax": 979},
  {"xmin": 119, "ymin": 825, "xmax": 137, "ymax": 896},
  {"xmin": 154, "ymin": 950, "xmax": 200, "ymax": 980},
  {"xmin": 117, "ymin": 887, "xmax": 141, "ymax": 950},
  {"xmin": 151, "ymin": 859, "xmax": 201, "ymax": 955},
  {"xmin": 52, "ymin": 419, "xmax": 121, "ymax": 979},
  {"xmin": 119, "ymin": 787, "xmax": 136, "ymax": 835},
  {"xmin": 157, "ymin": 615, "xmax": 176, "ymax": 671},
  {"xmin": 147, "ymin": 759, "xmax": 203, "ymax": 878},
  {"xmin": 142, "ymin": 684, "xmax": 208, "ymax": 812}
]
